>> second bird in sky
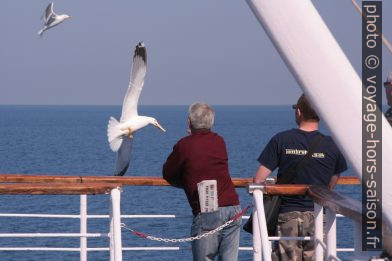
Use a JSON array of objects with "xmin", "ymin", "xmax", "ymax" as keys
[{"xmin": 38, "ymin": 2, "xmax": 71, "ymax": 36}]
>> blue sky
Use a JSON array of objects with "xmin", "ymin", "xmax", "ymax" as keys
[{"xmin": 1, "ymin": 0, "xmax": 391, "ymax": 105}]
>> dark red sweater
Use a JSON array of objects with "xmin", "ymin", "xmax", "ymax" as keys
[{"xmin": 163, "ymin": 129, "xmax": 239, "ymax": 215}]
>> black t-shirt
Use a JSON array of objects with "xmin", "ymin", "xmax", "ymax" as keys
[{"xmin": 258, "ymin": 128, "xmax": 347, "ymax": 212}]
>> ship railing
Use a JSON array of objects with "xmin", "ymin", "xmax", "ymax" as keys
[
  {"xmin": 0, "ymin": 181, "xmax": 123, "ymax": 261},
  {"xmin": 0, "ymin": 174, "xmax": 359, "ymax": 261},
  {"xmin": 249, "ymin": 179, "xmax": 370, "ymax": 261},
  {"xmin": 0, "ymin": 174, "xmax": 254, "ymax": 261}
]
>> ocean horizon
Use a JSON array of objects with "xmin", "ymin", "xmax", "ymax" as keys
[{"xmin": 0, "ymin": 105, "xmax": 362, "ymax": 260}]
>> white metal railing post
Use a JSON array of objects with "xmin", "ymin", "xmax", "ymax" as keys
[
  {"xmin": 110, "ymin": 188, "xmax": 122, "ymax": 261},
  {"xmin": 325, "ymin": 208, "xmax": 337, "ymax": 260},
  {"xmin": 314, "ymin": 203, "xmax": 324, "ymax": 261},
  {"xmin": 252, "ymin": 211, "xmax": 262, "ymax": 261},
  {"xmin": 80, "ymin": 195, "xmax": 87, "ymax": 261},
  {"xmin": 252, "ymin": 188, "xmax": 272, "ymax": 261},
  {"xmin": 109, "ymin": 204, "xmax": 114, "ymax": 261}
]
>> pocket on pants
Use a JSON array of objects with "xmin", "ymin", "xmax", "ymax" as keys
[
  {"xmin": 278, "ymin": 211, "xmax": 301, "ymax": 223},
  {"xmin": 201, "ymin": 210, "xmax": 222, "ymax": 231}
]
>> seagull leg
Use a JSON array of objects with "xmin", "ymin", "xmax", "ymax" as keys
[{"xmin": 128, "ymin": 128, "xmax": 133, "ymax": 139}]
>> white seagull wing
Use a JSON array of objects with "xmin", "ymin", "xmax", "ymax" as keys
[
  {"xmin": 44, "ymin": 3, "xmax": 55, "ymax": 24},
  {"xmin": 120, "ymin": 42, "xmax": 147, "ymax": 122},
  {"xmin": 114, "ymin": 136, "xmax": 133, "ymax": 176}
]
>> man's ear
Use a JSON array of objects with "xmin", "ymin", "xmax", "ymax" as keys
[
  {"xmin": 296, "ymin": 108, "xmax": 302, "ymax": 118},
  {"xmin": 187, "ymin": 118, "xmax": 192, "ymax": 134}
]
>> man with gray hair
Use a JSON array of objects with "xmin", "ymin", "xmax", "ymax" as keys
[{"xmin": 163, "ymin": 102, "xmax": 241, "ymax": 261}]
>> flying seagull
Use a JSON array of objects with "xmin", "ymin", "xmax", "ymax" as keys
[
  {"xmin": 107, "ymin": 42, "xmax": 166, "ymax": 176},
  {"xmin": 38, "ymin": 3, "xmax": 71, "ymax": 36}
]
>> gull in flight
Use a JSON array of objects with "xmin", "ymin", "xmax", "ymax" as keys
[
  {"xmin": 38, "ymin": 3, "xmax": 71, "ymax": 36},
  {"xmin": 107, "ymin": 42, "xmax": 166, "ymax": 176}
]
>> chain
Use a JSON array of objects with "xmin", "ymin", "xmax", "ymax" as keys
[
  {"xmin": 121, "ymin": 219, "xmax": 234, "ymax": 243},
  {"xmin": 121, "ymin": 205, "xmax": 252, "ymax": 243}
]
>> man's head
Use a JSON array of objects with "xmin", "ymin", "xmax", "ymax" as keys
[
  {"xmin": 294, "ymin": 94, "xmax": 320, "ymax": 125},
  {"xmin": 188, "ymin": 103, "xmax": 215, "ymax": 130}
]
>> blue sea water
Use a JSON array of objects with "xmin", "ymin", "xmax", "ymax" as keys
[{"xmin": 0, "ymin": 105, "xmax": 360, "ymax": 260}]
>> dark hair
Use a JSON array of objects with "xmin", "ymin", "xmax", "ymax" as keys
[{"xmin": 296, "ymin": 94, "xmax": 320, "ymax": 121}]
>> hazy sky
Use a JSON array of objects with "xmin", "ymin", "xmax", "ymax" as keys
[{"xmin": 1, "ymin": 0, "xmax": 391, "ymax": 105}]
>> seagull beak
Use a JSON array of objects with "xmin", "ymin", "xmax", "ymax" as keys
[{"xmin": 155, "ymin": 122, "xmax": 166, "ymax": 132}]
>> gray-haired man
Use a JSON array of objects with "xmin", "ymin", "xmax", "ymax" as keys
[{"xmin": 163, "ymin": 103, "xmax": 241, "ymax": 261}]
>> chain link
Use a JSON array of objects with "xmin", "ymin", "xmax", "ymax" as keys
[
  {"xmin": 122, "ymin": 219, "xmax": 234, "ymax": 243},
  {"xmin": 121, "ymin": 205, "xmax": 252, "ymax": 243}
]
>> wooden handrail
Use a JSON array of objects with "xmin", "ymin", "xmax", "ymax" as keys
[
  {"xmin": 0, "ymin": 174, "xmax": 360, "ymax": 187},
  {"xmin": 264, "ymin": 184, "xmax": 309, "ymax": 195},
  {"xmin": 0, "ymin": 175, "xmax": 82, "ymax": 184},
  {"xmin": 0, "ymin": 183, "xmax": 121, "ymax": 195}
]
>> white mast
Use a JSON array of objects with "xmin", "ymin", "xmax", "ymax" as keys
[{"xmin": 245, "ymin": 0, "xmax": 392, "ymax": 234}]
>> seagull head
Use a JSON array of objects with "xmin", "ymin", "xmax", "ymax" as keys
[
  {"xmin": 150, "ymin": 118, "xmax": 166, "ymax": 132},
  {"xmin": 61, "ymin": 14, "xmax": 71, "ymax": 20}
]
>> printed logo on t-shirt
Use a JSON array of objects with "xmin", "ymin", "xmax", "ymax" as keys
[{"xmin": 285, "ymin": 149, "xmax": 325, "ymax": 158}]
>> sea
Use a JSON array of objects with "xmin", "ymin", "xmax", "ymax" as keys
[{"xmin": 0, "ymin": 105, "xmax": 361, "ymax": 260}]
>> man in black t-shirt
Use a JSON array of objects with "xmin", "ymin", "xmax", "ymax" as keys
[{"xmin": 253, "ymin": 94, "xmax": 347, "ymax": 261}]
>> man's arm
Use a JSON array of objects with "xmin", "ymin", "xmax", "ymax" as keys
[
  {"xmin": 253, "ymin": 165, "xmax": 272, "ymax": 183},
  {"xmin": 328, "ymin": 174, "xmax": 340, "ymax": 190},
  {"xmin": 163, "ymin": 143, "xmax": 184, "ymax": 188}
]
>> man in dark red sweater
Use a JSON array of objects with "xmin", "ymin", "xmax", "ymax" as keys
[{"xmin": 163, "ymin": 103, "xmax": 241, "ymax": 261}]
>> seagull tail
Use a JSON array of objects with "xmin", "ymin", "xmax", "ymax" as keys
[
  {"xmin": 37, "ymin": 28, "xmax": 44, "ymax": 37},
  {"xmin": 107, "ymin": 116, "xmax": 123, "ymax": 152}
]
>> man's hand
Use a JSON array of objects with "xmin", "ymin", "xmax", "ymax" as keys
[
  {"xmin": 328, "ymin": 174, "xmax": 340, "ymax": 190},
  {"xmin": 253, "ymin": 165, "xmax": 272, "ymax": 183},
  {"xmin": 167, "ymin": 178, "xmax": 184, "ymax": 189}
]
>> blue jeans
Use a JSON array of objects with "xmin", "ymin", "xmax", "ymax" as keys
[{"xmin": 191, "ymin": 205, "xmax": 241, "ymax": 261}]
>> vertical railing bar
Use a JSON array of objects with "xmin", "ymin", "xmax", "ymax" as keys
[
  {"xmin": 109, "ymin": 197, "xmax": 114, "ymax": 261},
  {"xmin": 253, "ymin": 189, "xmax": 272, "ymax": 261},
  {"xmin": 252, "ymin": 210, "xmax": 262, "ymax": 261},
  {"xmin": 80, "ymin": 195, "xmax": 87, "ymax": 261},
  {"xmin": 326, "ymin": 208, "xmax": 337, "ymax": 260},
  {"xmin": 314, "ymin": 203, "xmax": 324, "ymax": 261},
  {"xmin": 110, "ymin": 188, "xmax": 122, "ymax": 261}
]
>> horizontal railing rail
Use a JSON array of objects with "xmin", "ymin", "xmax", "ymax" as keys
[
  {"xmin": 0, "ymin": 182, "xmax": 121, "ymax": 195},
  {"xmin": 0, "ymin": 175, "xmax": 361, "ymax": 261},
  {"xmin": 0, "ymin": 174, "xmax": 360, "ymax": 187}
]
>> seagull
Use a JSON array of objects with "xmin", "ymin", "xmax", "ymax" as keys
[
  {"xmin": 38, "ymin": 3, "xmax": 71, "ymax": 36},
  {"xmin": 107, "ymin": 42, "xmax": 166, "ymax": 176}
]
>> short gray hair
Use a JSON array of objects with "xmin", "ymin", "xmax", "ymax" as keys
[{"xmin": 188, "ymin": 103, "xmax": 215, "ymax": 129}]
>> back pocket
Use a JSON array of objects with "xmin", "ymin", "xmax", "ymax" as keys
[{"xmin": 201, "ymin": 210, "xmax": 222, "ymax": 231}]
